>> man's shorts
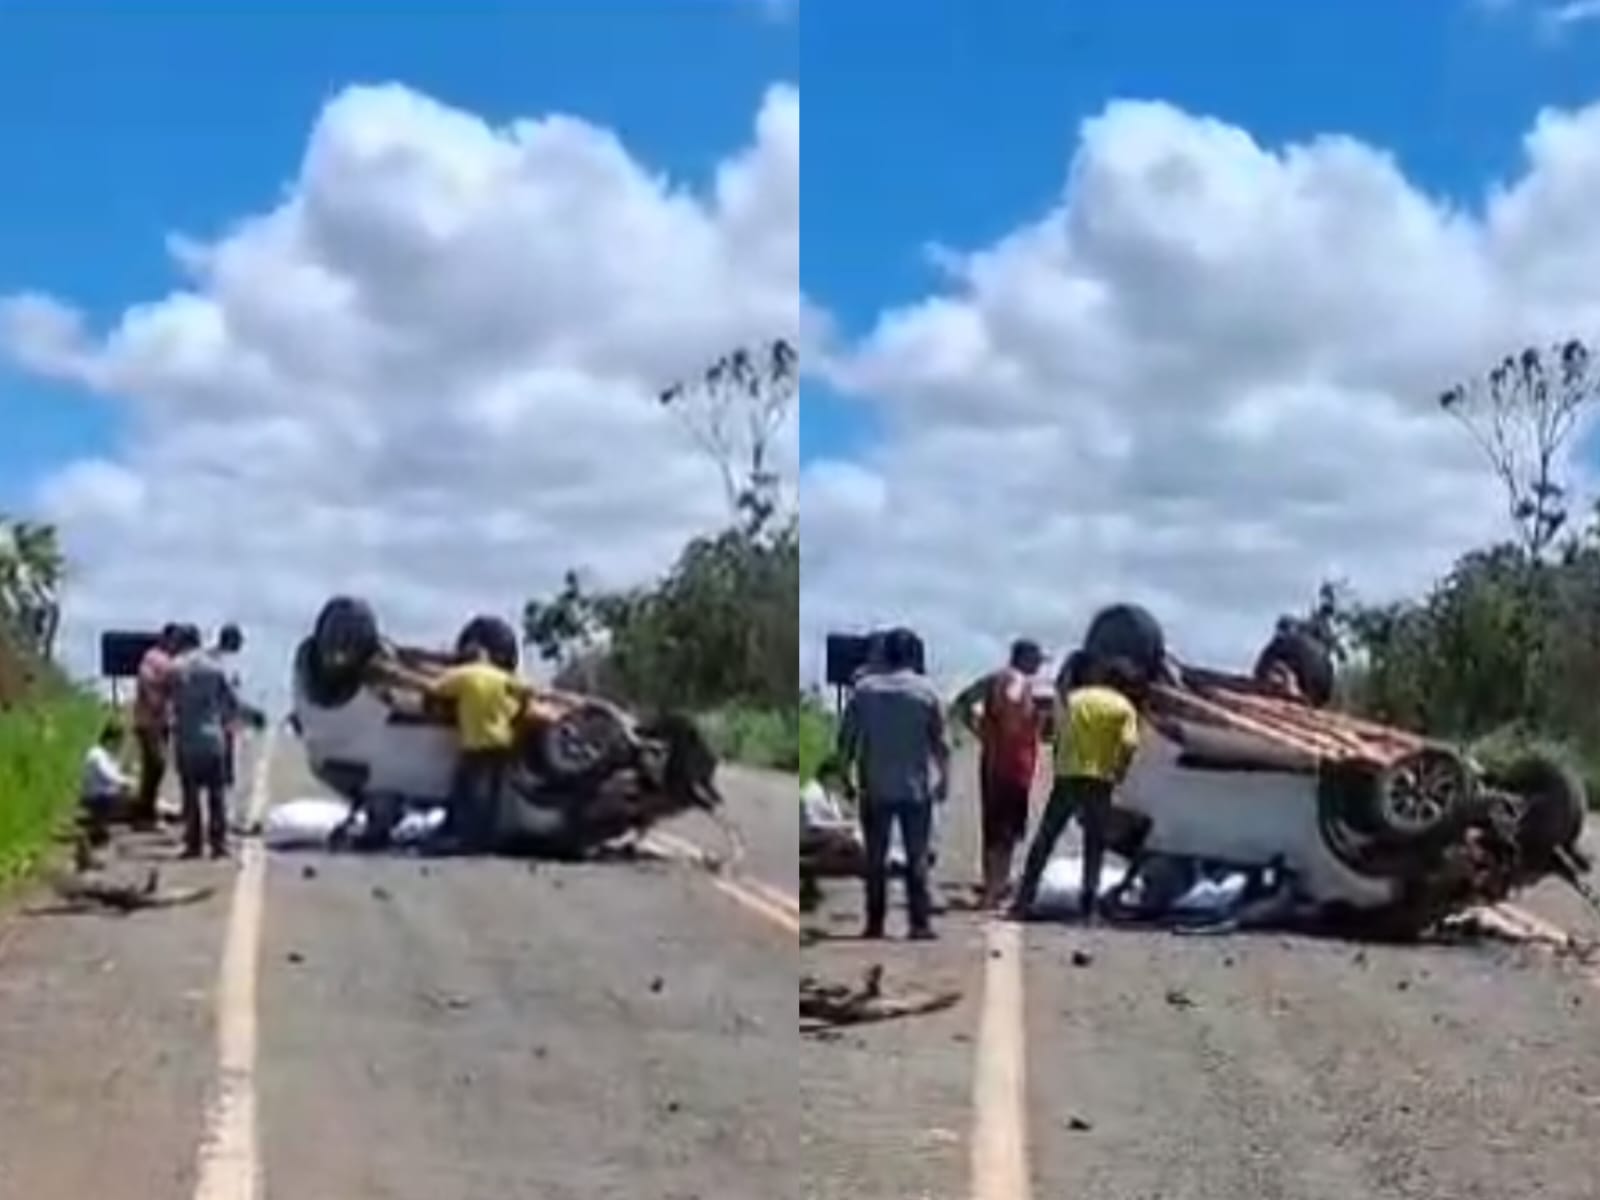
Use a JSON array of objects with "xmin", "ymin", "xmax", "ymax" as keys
[{"xmin": 980, "ymin": 773, "xmax": 1032, "ymax": 852}]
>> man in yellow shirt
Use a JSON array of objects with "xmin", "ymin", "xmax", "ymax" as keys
[
  {"xmin": 1008, "ymin": 656, "xmax": 1143, "ymax": 922},
  {"xmin": 380, "ymin": 637, "xmax": 535, "ymax": 852}
]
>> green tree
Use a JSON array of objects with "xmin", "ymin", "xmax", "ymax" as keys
[
  {"xmin": 524, "ymin": 338, "xmax": 799, "ymax": 717},
  {"xmin": 0, "ymin": 516, "xmax": 65, "ymax": 662}
]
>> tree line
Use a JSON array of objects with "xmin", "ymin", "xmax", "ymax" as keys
[
  {"xmin": 1313, "ymin": 340, "xmax": 1600, "ymax": 788},
  {"xmin": 522, "ymin": 339, "xmax": 798, "ymax": 717}
]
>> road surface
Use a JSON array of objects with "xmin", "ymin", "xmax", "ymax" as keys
[
  {"xmin": 799, "ymin": 749, "xmax": 1600, "ymax": 1200},
  {"xmin": 0, "ymin": 729, "xmax": 797, "ymax": 1200}
]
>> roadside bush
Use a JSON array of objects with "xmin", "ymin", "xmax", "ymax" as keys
[
  {"xmin": 0, "ymin": 692, "xmax": 103, "ymax": 889},
  {"xmin": 798, "ymin": 700, "xmax": 836, "ymax": 783},
  {"xmin": 699, "ymin": 705, "xmax": 799, "ymax": 773}
]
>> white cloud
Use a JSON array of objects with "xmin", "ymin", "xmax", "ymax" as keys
[
  {"xmin": 802, "ymin": 98, "xmax": 1600, "ymax": 690},
  {"xmin": 4, "ymin": 81, "xmax": 799, "ymax": 707}
]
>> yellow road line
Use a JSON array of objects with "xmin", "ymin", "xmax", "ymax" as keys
[
  {"xmin": 641, "ymin": 831, "xmax": 799, "ymax": 935},
  {"xmin": 192, "ymin": 729, "xmax": 275, "ymax": 1200},
  {"xmin": 971, "ymin": 920, "xmax": 1031, "ymax": 1200}
]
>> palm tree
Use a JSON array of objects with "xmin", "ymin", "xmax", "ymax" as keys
[{"xmin": 0, "ymin": 515, "xmax": 64, "ymax": 661}]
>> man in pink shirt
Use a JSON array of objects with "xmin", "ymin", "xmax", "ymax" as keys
[{"xmin": 130, "ymin": 624, "xmax": 181, "ymax": 830}]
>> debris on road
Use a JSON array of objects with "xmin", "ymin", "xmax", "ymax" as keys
[
  {"xmin": 1067, "ymin": 1116, "xmax": 1093, "ymax": 1132},
  {"xmin": 1164, "ymin": 987, "xmax": 1196, "ymax": 1010},
  {"xmin": 1070, "ymin": 949, "xmax": 1094, "ymax": 968},
  {"xmin": 800, "ymin": 964, "xmax": 961, "ymax": 1032},
  {"xmin": 28, "ymin": 867, "xmax": 215, "ymax": 916}
]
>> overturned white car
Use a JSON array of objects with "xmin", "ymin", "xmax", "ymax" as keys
[
  {"xmin": 289, "ymin": 597, "xmax": 729, "ymax": 859},
  {"xmin": 1077, "ymin": 605, "xmax": 1596, "ymax": 938}
]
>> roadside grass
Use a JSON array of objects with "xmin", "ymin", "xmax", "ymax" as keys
[
  {"xmin": 1470, "ymin": 725, "xmax": 1600, "ymax": 813},
  {"xmin": 699, "ymin": 705, "xmax": 800, "ymax": 774},
  {"xmin": 798, "ymin": 701, "xmax": 836, "ymax": 783},
  {"xmin": 0, "ymin": 692, "xmax": 105, "ymax": 891}
]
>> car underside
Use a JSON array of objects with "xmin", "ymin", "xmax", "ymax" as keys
[{"xmin": 290, "ymin": 596, "xmax": 733, "ymax": 860}]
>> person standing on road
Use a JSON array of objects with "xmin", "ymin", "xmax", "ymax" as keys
[
  {"xmin": 211, "ymin": 624, "xmax": 247, "ymax": 793},
  {"xmin": 954, "ymin": 638, "xmax": 1046, "ymax": 910},
  {"xmin": 1008, "ymin": 656, "xmax": 1143, "ymax": 923},
  {"xmin": 384, "ymin": 639, "xmax": 535, "ymax": 853},
  {"xmin": 130, "ymin": 623, "xmax": 182, "ymax": 830},
  {"xmin": 171, "ymin": 625, "xmax": 240, "ymax": 859},
  {"xmin": 836, "ymin": 627, "xmax": 951, "ymax": 941}
]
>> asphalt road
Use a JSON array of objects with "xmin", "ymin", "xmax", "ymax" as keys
[
  {"xmin": 799, "ymin": 749, "xmax": 1600, "ymax": 1200},
  {"xmin": 0, "ymin": 729, "xmax": 796, "ymax": 1200}
]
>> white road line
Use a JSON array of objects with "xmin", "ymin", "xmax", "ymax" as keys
[
  {"xmin": 192, "ymin": 727, "xmax": 275, "ymax": 1200},
  {"xmin": 641, "ymin": 831, "xmax": 800, "ymax": 935},
  {"xmin": 971, "ymin": 920, "xmax": 1031, "ymax": 1200},
  {"xmin": 644, "ymin": 828, "xmax": 800, "ymax": 917}
]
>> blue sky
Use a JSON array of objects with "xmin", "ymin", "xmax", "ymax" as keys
[
  {"xmin": 0, "ymin": 2, "xmax": 794, "ymax": 508},
  {"xmin": 800, "ymin": 0, "xmax": 1600, "ymax": 463}
]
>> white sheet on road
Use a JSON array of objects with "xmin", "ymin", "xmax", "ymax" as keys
[
  {"xmin": 263, "ymin": 798, "xmax": 352, "ymax": 849},
  {"xmin": 1032, "ymin": 854, "xmax": 1131, "ymax": 916}
]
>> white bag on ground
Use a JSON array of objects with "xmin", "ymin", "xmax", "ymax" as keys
[
  {"xmin": 391, "ymin": 806, "xmax": 447, "ymax": 846},
  {"xmin": 263, "ymin": 797, "xmax": 353, "ymax": 849},
  {"xmin": 1031, "ymin": 854, "xmax": 1129, "ymax": 917},
  {"xmin": 1172, "ymin": 871, "xmax": 1249, "ymax": 916}
]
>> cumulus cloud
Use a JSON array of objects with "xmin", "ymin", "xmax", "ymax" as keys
[
  {"xmin": 802, "ymin": 98, "xmax": 1600, "ymax": 688},
  {"xmin": 4, "ymin": 81, "xmax": 799, "ymax": 705}
]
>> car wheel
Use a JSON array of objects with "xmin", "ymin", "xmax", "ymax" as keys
[
  {"xmin": 1489, "ymin": 754, "xmax": 1587, "ymax": 866},
  {"xmin": 1252, "ymin": 630, "xmax": 1335, "ymax": 707},
  {"xmin": 456, "ymin": 614, "xmax": 519, "ymax": 671},
  {"xmin": 1369, "ymin": 746, "xmax": 1473, "ymax": 841},
  {"xmin": 1083, "ymin": 603, "xmax": 1166, "ymax": 687},
  {"xmin": 540, "ymin": 702, "xmax": 633, "ymax": 779},
  {"xmin": 295, "ymin": 636, "xmax": 366, "ymax": 710}
]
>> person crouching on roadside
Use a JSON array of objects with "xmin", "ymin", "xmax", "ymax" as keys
[
  {"xmin": 81, "ymin": 719, "xmax": 136, "ymax": 848},
  {"xmin": 1008, "ymin": 655, "xmax": 1144, "ymax": 924}
]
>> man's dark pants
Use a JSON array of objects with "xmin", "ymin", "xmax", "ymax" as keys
[
  {"xmin": 980, "ymin": 762, "xmax": 1031, "ymax": 862},
  {"xmin": 860, "ymin": 796, "xmax": 934, "ymax": 936},
  {"xmin": 133, "ymin": 726, "xmax": 167, "ymax": 826},
  {"xmin": 178, "ymin": 749, "xmax": 229, "ymax": 856},
  {"xmin": 448, "ymin": 748, "xmax": 510, "ymax": 852},
  {"xmin": 1012, "ymin": 775, "xmax": 1115, "ymax": 917}
]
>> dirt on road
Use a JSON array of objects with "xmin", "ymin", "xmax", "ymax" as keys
[
  {"xmin": 0, "ymin": 735, "xmax": 798, "ymax": 1200},
  {"xmin": 799, "ymin": 754, "xmax": 1600, "ymax": 1200}
]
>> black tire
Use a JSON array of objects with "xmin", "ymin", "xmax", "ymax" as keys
[
  {"xmin": 1083, "ymin": 604, "xmax": 1165, "ymax": 687},
  {"xmin": 1368, "ymin": 746, "xmax": 1474, "ymax": 842},
  {"xmin": 295, "ymin": 636, "xmax": 365, "ymax": 710},
  {"xmin": 637, "ymin": 712, "xmax": 721, "ymax": 810},
  {"xmin": 456, "ymin": 614, "xmax": 519, "ymax": 671},
  {"xmin": 1490, "ymin": 754, "xmax": 1587, "ymax": 864},
  {"xmin": 312, "ymin": 597, "xmax": 380, "ymax": 675},
  {"xmin": 540, "ymin": 702, "xmax": 633, "ymax": 780},
  {"xmin": 1253, "ymin": 630, "xmax": 1335, "ymax": 707}
]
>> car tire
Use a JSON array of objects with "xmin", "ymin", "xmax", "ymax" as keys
[
  {"xmin": 1083, "ymin": 603, "xmax": 1166, "ymax": 687},
  {"xmin": 1490, "ymin": 754, "xmax": 1587, "ymax": 865},
  {"xmin": 1368, "ymin": 746, "xmax": 1474, "ymax": 842},
  {"xmin": 1253, "ymin": 630, "xmax": 1335, "ymax": 707},
  {"xmin": 456, "ymin": 615, "xmax": 519, "ymax": 671},
  {"xmin": 540, "ymin": 702, "xmax": 633, "ymax": 780}
]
